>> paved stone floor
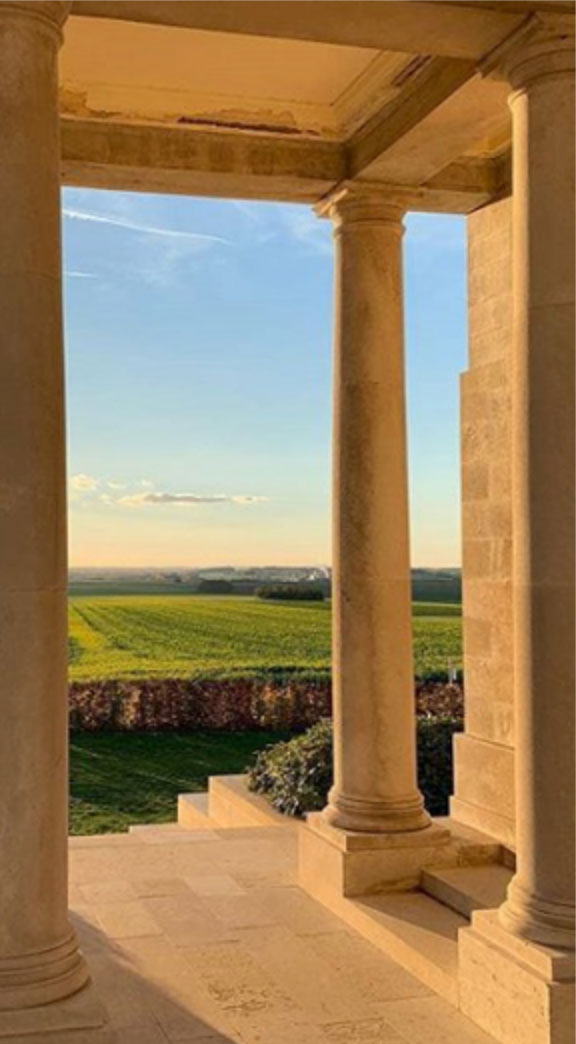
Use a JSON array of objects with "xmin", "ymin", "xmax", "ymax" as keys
[{"xmin": 69, "ymin": 823, "xmax": 497, "ymax": 1043}]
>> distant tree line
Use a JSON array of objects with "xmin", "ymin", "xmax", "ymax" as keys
[
  {"xmin": 256, "ymin": 584, "xmax": 325, "ymax": 602},
  {"xmin": 197, "ymin": 579, "xmax": 235, "ymax": 594},
  {"xmin": 411, "ymin": 575, "xmax": 461, "ymax": 603},
  {"xmin": 72, "ymin": 571, "xmax": 461, "ymax": 603}
]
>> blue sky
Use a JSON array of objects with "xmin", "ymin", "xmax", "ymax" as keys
[{"xmin": 63, "ymin": 188, "xmax": 467, "ymax": 568}]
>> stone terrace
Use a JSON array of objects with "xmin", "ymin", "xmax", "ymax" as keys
[{"xmin": 64, "ymin": 821, "xmax": 497, "ymax": 1044}]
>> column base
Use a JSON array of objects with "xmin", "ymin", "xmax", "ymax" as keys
[
  {"xmin": 0, "ymin": 980, "xmax": 113, "ymax": 1041},
  {"xmin": 0, "ymin": 931, "xmax": 89, "ymax": 1012},
  {"xmin": 459, "ymin": 909, "xmax": 575, "ymax": 1044},
  {"xmin": 499, "ymin": 877, "xmax": 576, "ymax": 950},
  {"xmin": 323, "ymin": 787, "xmax": 431, "ymax": 834},
  {"xmin": 299, "ymin": 811, "xmax": 452, "ymax": 900}
]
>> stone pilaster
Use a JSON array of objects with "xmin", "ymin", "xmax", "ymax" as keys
[
  {"xmin": 459, "ymin": 16, "xmax": 575, "ymax": 1044},
  {"xmin": 451, "ymin": 196, "xmax": 516, "ymax": 848}
]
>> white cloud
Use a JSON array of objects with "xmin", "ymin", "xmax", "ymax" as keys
[
  {"xmin": 65, "ymin": 270, "xmax": 96, "ymax": 279},
  {"xmin": 63, "ymin": 208, "xmax": 230, "ymax": 246},
  {"xmin": 68, "ymin": 475, "xmax": 267, "ymax": 511},
  {"xmin": 117, "ymin": 491, "xmax": 267, "ymax": 508},
  {"xmin": 70, "ymin": 473, "xmax": 99, "ymax": 492}
]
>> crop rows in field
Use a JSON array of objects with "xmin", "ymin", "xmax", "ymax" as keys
[{"xmin": 68, "ymin": 595, "xmax": 462, "ymax": 682}]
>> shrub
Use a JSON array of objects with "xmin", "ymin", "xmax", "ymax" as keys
[
  {"xmin": 416, "ymin": 681, "xmax": 464, "ymax": 718},
  {"xmin": 417, "ymin": 715, "xmax": 463, "ymax": 815},
  {"xmin": 420, "ymin": 668, "xmax": 464, "ymax": 686},
  {"xmin": 248, "ymin": 719, "xmax": 333, "ymax": 816},
  {"xmin": 248, "ymin": 714, "xmax": 463, "ymax": 817}
]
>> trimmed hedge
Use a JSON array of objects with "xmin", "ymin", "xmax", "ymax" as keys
[
  {"xmin": 248, "ymin": 714, "xmax": 463, "ymax": 818},
  {"xmin": 68, "ymin": 674, "xmax": 331, "ymax": 732},
  {"xmin": 68, "ymin": 676, "xmax": 463, "ymax": 733}
]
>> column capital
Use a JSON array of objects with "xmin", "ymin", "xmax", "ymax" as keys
[
  {"xmin": 315, "ymin": 181, "xmax": 416, "ymax": 234},
  {"xmin": 482, "ymin": 12, "xmax": 575, "ymax": 91},
  {"xmin": 0, "ymin": 1, "xmax": 70, "ymax": 41}
]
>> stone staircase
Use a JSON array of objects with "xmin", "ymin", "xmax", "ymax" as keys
[
  {"xmin": 178, "ymin": 774, "xmax": 300, "ymax": 831},
  {"xmin": 347, "ymin": 862, "xmax": 513, "ymax": 1002},
  {"xmin": 131, "ymin": 777, "xmax": 514, "ymax": 1008}
]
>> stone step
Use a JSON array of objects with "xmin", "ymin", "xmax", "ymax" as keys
[
  {"xmin": 128, "ymin": 822, "xmax": 181, "ymax": 835},
  {"xmin": 421, "ymin": 864, "xmax": 513, "ymax": 919},
  {"xmin": 436, "ymin": 816, "xmax": 511, "ymax": 867},
  {"xmin": 343, "ymin": 891, "xmax": 465, "ymax": 1004},
  {"xmin": 177, "ymin": 792, "xmax": 216, "ymax": 830},
  {"xmin": 207, "ymin": 774, "xmax": 297, "ymax": 830},
  {"xmin": 127, "ymin": 822, "xmax": 217, "ymax": 843},
  {"xmin": 69, "ymin": 832, "xmax": 144, "ymax": 848}
]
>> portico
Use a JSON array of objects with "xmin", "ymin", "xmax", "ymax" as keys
[{"xmin": 0, "ymin": 3, "xmax": 574, "ymax": 1043}]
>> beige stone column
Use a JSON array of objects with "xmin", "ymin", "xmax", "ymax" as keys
[
  {"xmin": 0, "ymin": 0, "xmax": 91, "ymax": 1012},
  {"xmin": 320, "ymin": 186, "xmax": 430, "ymax": 834},
  {"xmin": 494, "ymin": 16, "xmax": 575, "ymax": 950}
]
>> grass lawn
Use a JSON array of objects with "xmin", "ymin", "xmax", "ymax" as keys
[
  {"xmin": 69, "ymin": 730, "xmax": 293, "ymax": 835},
  {"xmin": 69, "ymin": 595, "xmax": 461, "ymax": 682}
]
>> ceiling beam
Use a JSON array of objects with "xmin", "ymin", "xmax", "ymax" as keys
[
  {"xmin": 70, "ymin": 1, "xmax": 526, "ymax": 61},
  {"xmin": 417, "ymin": 152, "xmax": 511, "ymax": 213},
  {"xmin": 339, "ymin": 155, "xmax": 511, "ymax": 216},
  {"xmin": 437, "ymin": 2, "xmax": 574, "ymax": 13},
  {"xmin": 351, "ymin": 73, "xmax": 510, "ymax": 186},
  {"xmin": 60, "ymin": 115, "xmax": 508, "ymax": 213},
  {"xmin": 60, "ymin": 118, "xmax": 346, "ymax": 203},
  {"xmin": 348, "ymin": 57, "xmax": 476, "ymax": 178}
]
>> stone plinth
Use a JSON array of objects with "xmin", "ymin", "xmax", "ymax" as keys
[
  {"xmin": 300, "ymin": 813, "xmax": 455, "ymax": 900},
  {"xmin": 459, "ymin": 910, "xmax": 575, "ymax": 1044},
  {"xmin": 0, "ymin": 987, "xmax": 113, "ymax": 1042}
]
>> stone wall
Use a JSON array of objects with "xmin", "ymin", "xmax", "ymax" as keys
[{"xmin": 451, "ymin": 197, "xmax": 515, "ymax": 848}]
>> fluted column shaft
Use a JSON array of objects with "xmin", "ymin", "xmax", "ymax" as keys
[
  {"xmin": 0, "ymin": 0, "xmax": 90, "ymax": 1007},
  {"xmin": 321, "ymin": 187, "xmax": 429, "ymax": 834},
  {"xmin": 494, "ymin": 16, "xmax": 576, "ymax": 949}
]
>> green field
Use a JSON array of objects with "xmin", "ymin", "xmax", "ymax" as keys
[
  {"xmin": 69, "ymin": 594, "xmax": 461, "ymax": 682},
  {"xmin": 68, "ymin": 595, "xmax": 462, "ymax": 833}
]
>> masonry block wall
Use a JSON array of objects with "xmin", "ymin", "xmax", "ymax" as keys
[{"xmin": 451, "ymin": 197, "xmax": 515, "ymax": 848}]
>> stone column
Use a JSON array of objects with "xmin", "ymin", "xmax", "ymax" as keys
[
  {"xmin": 320, "ymin": 186, "xmax": 429, "ymax": 834},
  {"xmin": 0, "ymin": 0, "xmax": 91, "ymax": 1011},
  {"xmin": 492, "ymin": 15, "xmax": 576, "ymax": 951}
]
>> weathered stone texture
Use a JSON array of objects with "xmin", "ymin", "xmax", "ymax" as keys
[{"xmin": 453, "ymin": 197, "xmax": 515, "ymax": 845}]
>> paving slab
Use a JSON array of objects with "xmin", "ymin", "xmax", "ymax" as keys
[{"xmin": 66, "ymin": 824, "xmax": 499, "ymax": 1044}]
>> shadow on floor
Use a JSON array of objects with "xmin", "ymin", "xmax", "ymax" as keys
[{"xmin": 73, "ymin": 912, "xmax": 239, "ymax": 1043}]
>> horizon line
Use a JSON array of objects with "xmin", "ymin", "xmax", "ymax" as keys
[{"xmin": 68, "ymin": 564, "xmax": 461, "ymax": 571}]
